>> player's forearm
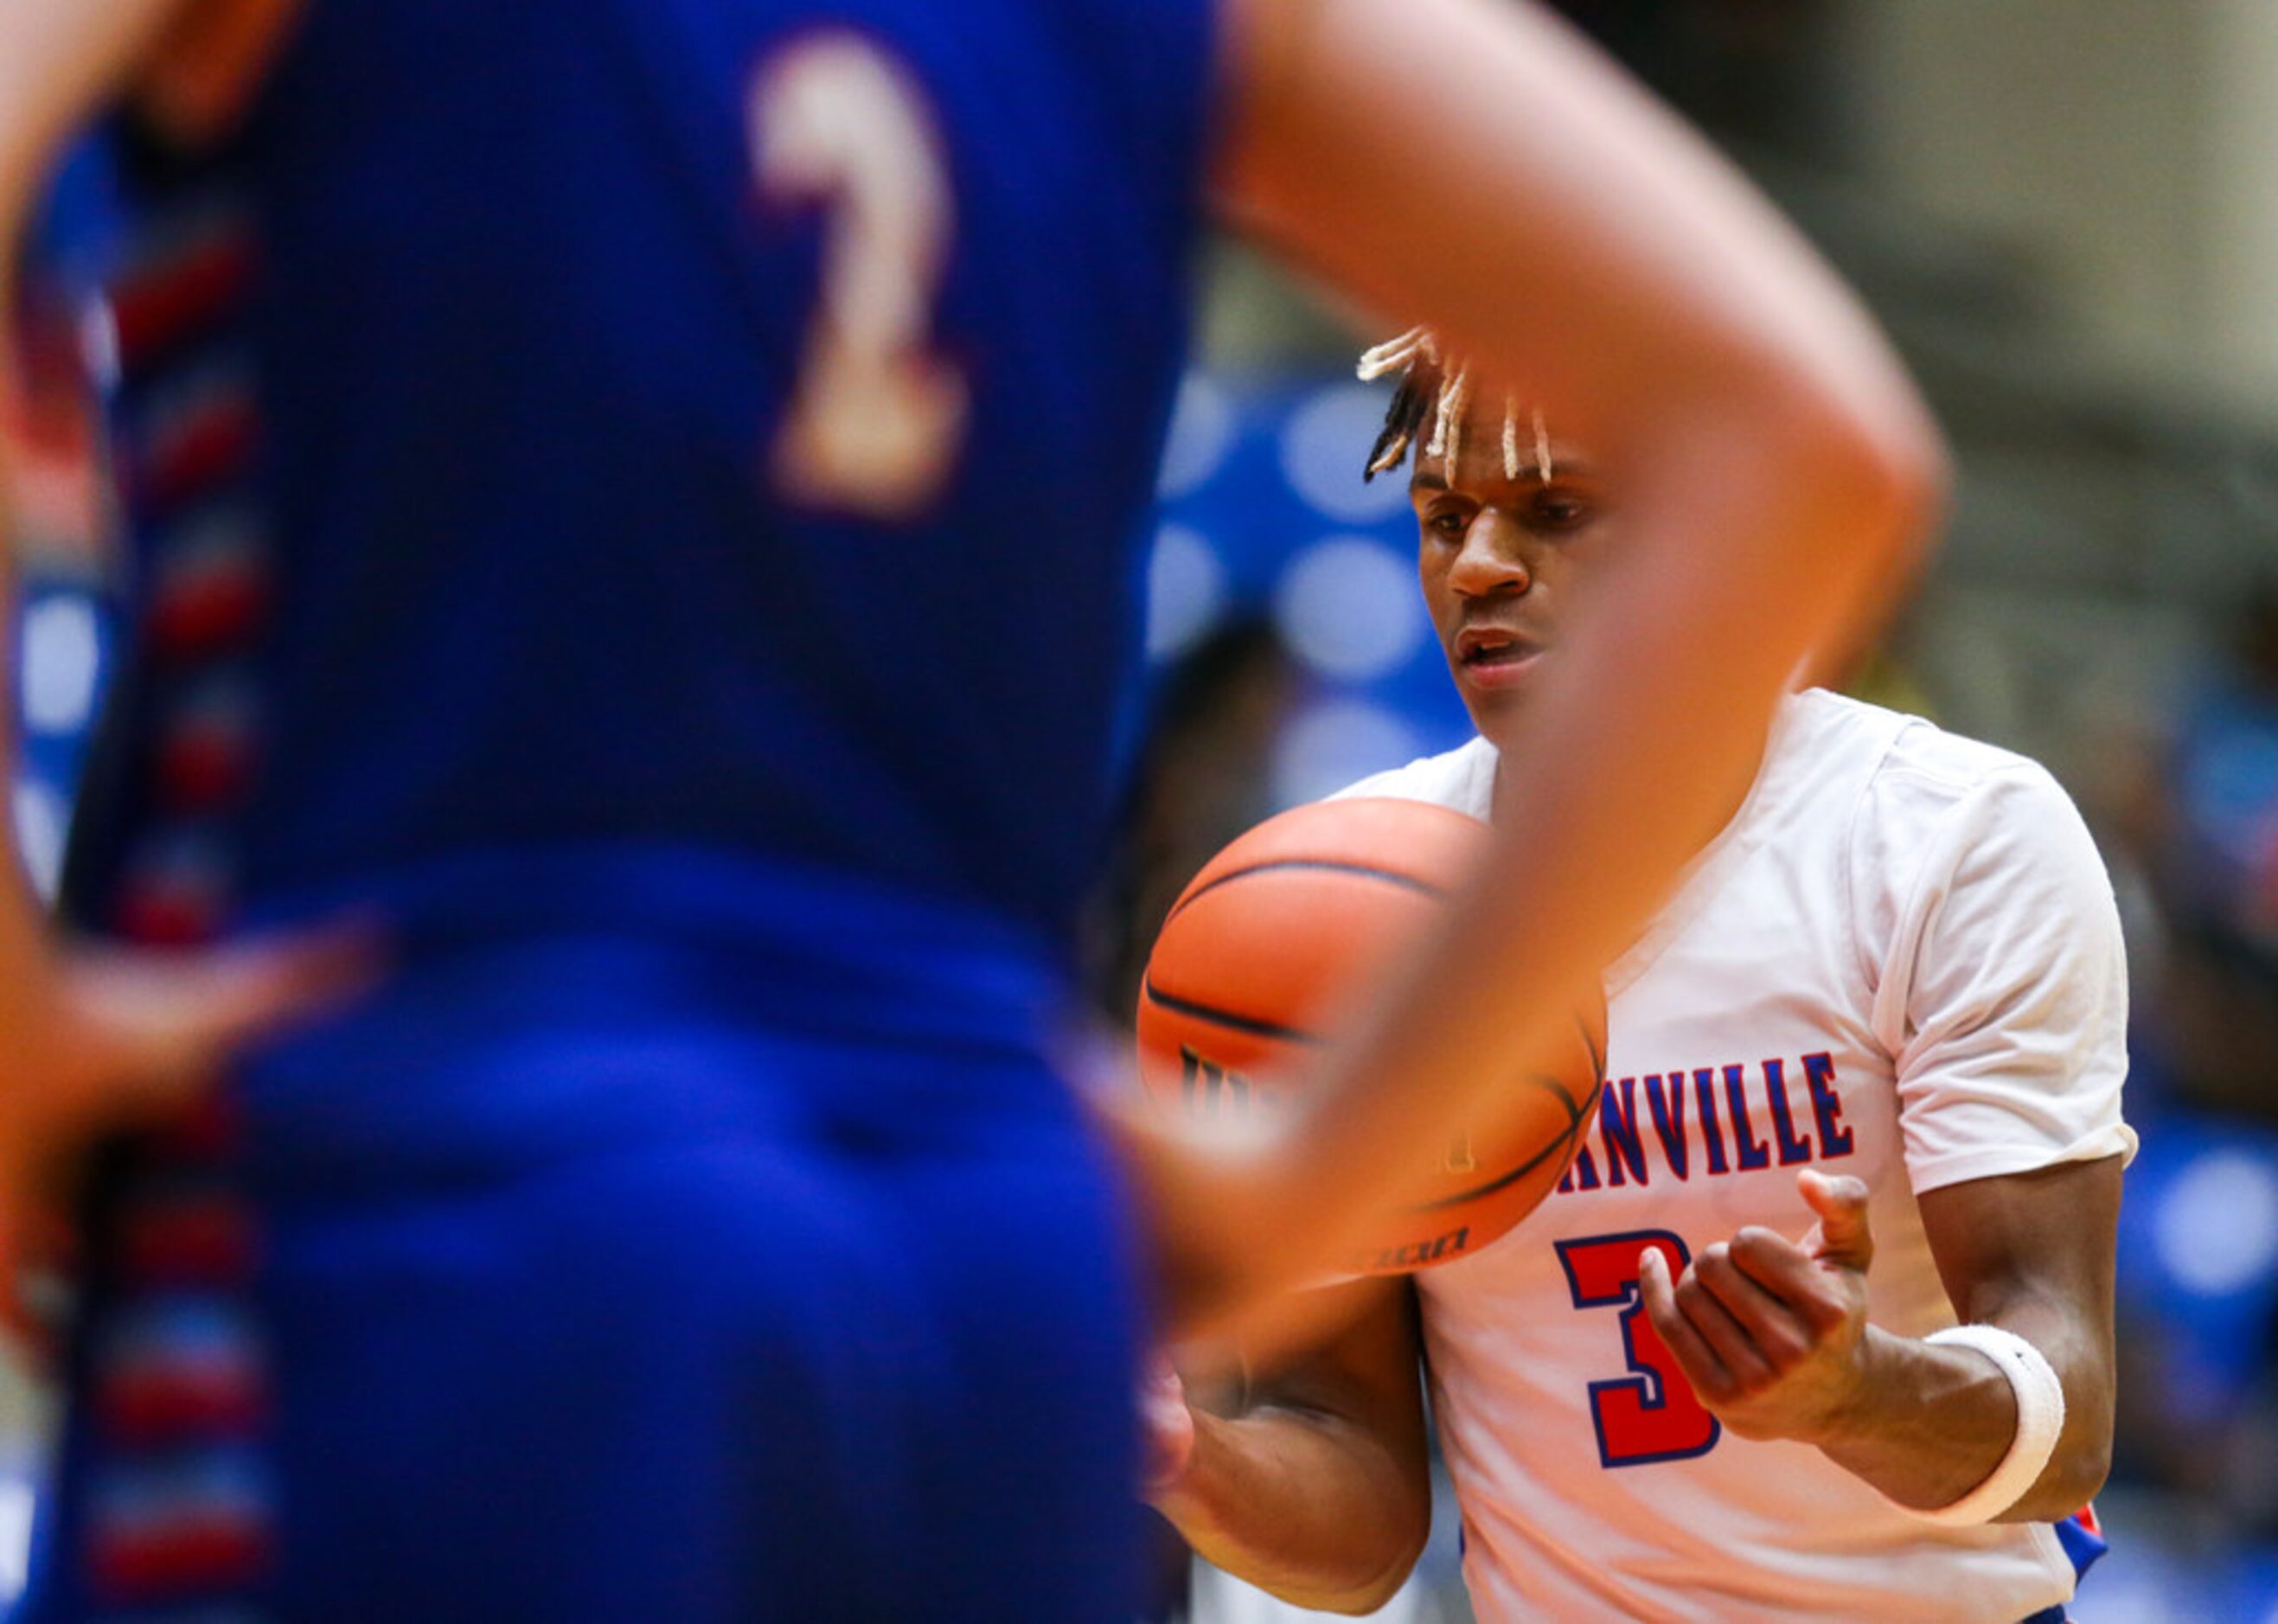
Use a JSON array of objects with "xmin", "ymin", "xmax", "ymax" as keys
[
  {"xmin": 1814, "ymin": 1309, "xmax": 2111, "ymax": 1522},
  {"xmin": 1154, "ymin": 1405, "xmax": 1429, "ymax": 1614}
]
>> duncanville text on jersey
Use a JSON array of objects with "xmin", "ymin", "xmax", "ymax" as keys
[{"xmin": 1556, "ymin": 1053, "xmax": 1857, "ymax": 1194}]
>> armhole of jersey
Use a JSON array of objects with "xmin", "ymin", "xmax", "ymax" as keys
[{"xmin": 131, "ymin": 0, "xmax": 305, "ymax": 149}]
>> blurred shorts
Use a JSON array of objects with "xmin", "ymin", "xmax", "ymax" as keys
[{"xmin": 28, "ymin": 925, "xmax": 1149, "ymax": 1621}]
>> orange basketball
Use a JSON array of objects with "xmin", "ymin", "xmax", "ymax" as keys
[{"xmin": 1136, "ymin": 797, "xmax": 1606, "ymax": 1275}]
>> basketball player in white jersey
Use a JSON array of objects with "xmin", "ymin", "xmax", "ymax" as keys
[{"xmin": 1144, "ymin": 335, "xmax": 2128, "ymax": 1621}]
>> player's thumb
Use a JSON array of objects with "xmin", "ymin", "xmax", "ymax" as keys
[{"xmin": 1798, "ymin": 1168, "xmax": 1872, "ymax": 1272}]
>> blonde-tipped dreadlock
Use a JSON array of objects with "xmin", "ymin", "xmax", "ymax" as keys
[
  {"xmin": 1357, "ymin": 326, "xmax": 1442, "ymax": 479},
  {"xmin": 1357, "ymin": 326, "xmax": 1552, "ymax": 486}
]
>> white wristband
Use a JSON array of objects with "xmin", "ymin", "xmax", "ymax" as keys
[{"xmin": 1905, "ymin": 1325, "xmax": 2067, "ymax": 1526}]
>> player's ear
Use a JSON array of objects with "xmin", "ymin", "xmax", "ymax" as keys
[{"xmin": 132, "ymin": 0, "xmax": 304, "ymax": 146}]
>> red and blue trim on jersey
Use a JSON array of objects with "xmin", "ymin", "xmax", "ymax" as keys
[{"xmin": 55, "ymin": 137, "xmax": 280, "ymax": 1619}]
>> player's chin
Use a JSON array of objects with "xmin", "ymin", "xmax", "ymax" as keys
[{"xmin": 1457, "ymin": 682, "xmax": 1530, "ymax": 749}]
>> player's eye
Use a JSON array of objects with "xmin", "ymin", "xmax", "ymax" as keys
[
  {"xmin": 1526, "ymin": 489, "xmax": 1595, "ymax": 534},
  {"xmin": 1424, "ymin": 506, "xmax": 1471, "ymax": 540}
]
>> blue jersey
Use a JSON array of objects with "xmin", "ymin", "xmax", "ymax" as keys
[
  {"xmin": 74, "ymin": 0, "xmax": 1216, "ymax": 973},
  {"xmin": 30, "ymin": 8, "xmax": 1219, "ymax": 1617}
]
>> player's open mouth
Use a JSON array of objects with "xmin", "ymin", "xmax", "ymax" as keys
[{"xmin": 1456, "ymin": 626, "xmax": 1545, "ymax": 687}]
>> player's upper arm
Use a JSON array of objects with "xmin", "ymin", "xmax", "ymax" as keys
[
  {"xmin": 1859, "ymin": 756, "xmax": 2134, "ymax": 1193},
  {"xmin": 1858, "ymin": 745, "xmax": 2128, "ymax": 1512},
  {"xmin": 1207, "ymin": 0, "xmax": 1944, "ymax": 528},
  {"xmin": 1917, "ymin": 1155, "xmax": 2124, "ymax": 1336}
]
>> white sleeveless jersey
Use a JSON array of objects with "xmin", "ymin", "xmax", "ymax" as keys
[{"xmin": 1334, "ymin": 690, "xmax": 2134, "ymax": 1623}]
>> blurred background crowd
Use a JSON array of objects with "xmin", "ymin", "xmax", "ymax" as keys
[{"xmin": 11, "ymin": 2, "xmax": 2278, "ymax": 1620}]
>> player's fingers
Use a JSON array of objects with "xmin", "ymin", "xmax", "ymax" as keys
[
  {"xmin": 1638, "ymin": 1248, "xmax": 1731, "ymax": 1401},
  {"xmin": 1798, "ymin": 1168, "xmax": 1874, "ymax": 1272},
  {"xmin": 1730, "ymin": 1226, "xmax": 1852, "ymax": 1338},
  {"xmin": 1694, "ymin": 1243, "xmax": 1812, "ymax": 1367},
  {"xmin": 76, "ymin": 924, "xmax": 384, "ymax": 1092},
  {"xmin": 1671, "ymin": 1262, "xmax": 1776, "ymax": 1392},
  {"xmin": 1727, "ymin": 1225, "xmax": 1814, "ymax": 1298},
  {"xmin": 1729, "ymin": 1225, "xmax": 1855, "ymax": 1336}
]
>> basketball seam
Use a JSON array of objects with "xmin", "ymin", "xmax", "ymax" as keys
[
  {"xmin": 1139, "ymin": 976, "xmax": 1328, "ymax": 1045},
  {"xmin": 1164, "ymin": 859, "xmax": 1443, "ymax": 924},
  {"xmin": 1577, "ymin": 1009, "xmax": 1605, "ymax": 1090}
]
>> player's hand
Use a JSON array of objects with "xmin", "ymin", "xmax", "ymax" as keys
[
  {"xmin": 1138, "ymin": 1354, "xmax": 1199, "ymax": 1499},
  {"xmin": 1637, "ymin": 1168, "xmax": 1875, "ymax": 1443},
  {"xmin": 0, "ymin": 927, "xmax": 379, "ymax": 1265}
]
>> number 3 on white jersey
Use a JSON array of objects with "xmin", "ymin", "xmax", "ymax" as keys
[{"xmin": 751, "ymin": 35, "xmax": 968, "ymax": 518}]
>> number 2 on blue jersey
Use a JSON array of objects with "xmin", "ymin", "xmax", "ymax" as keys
[{"xmin": 751, "ymin": 33, "xmax": 967, "ymax": 516}]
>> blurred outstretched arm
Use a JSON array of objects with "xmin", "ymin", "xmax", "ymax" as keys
[{"xmin": 1132, "ymin": 0, "xmax": 1948, "ymax": 1333}]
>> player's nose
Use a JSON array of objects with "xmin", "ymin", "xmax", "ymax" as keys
[{"xmin": 1449, "ymin": 511, "xmax": 1533, "ymax": 598}]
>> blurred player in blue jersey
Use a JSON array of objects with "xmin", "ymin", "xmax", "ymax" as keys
[{"xmin": 0, "ymin": 0, "xmax": 1942, "ymax": 1616}]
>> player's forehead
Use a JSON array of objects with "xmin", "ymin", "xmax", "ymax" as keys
[{"xmin": 1407, "ymin": 417, "xmax": 1590, "ymax": 497}]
